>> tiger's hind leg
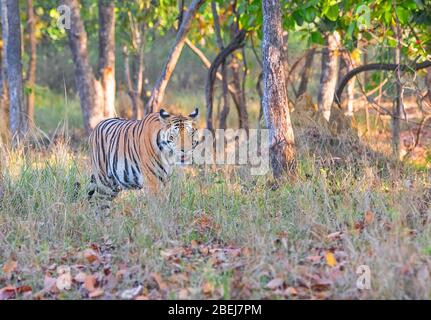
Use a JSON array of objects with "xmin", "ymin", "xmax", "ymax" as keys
[{"xmin": 87, "ymin": 175, "xmax": 97, "ymax": 200}]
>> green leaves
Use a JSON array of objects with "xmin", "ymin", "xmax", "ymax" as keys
[{"xmin": 324, "ymin": 5, "xmax": 339, "ymax": 21}]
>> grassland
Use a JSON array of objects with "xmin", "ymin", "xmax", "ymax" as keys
[{"xmin": 0, "ymin": 91, "xmax": 430, "ymax": 299}]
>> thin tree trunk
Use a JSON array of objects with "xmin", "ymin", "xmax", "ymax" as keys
[
  {"xmin": 0, "ymin": 1, "xmax": 9, "ymax": 142},
  {"xmin": 426, "ymin": 68, "xmax": 431, "ymax": 105},
  {"xmin": 146, "ymin": 0, "xmax": 205, "ymax": 113},
  {"xmin": 25, "ymin": 0, "xmax": 36, "ymax": 128},
  {"xmin": 4, "ymin": 0, "xmax": 27, "ymax": 141},
  {"xmin": 262, "ymin": 0, "xmax": 296, "ymax": 179},
  {"xmin": 131, "ymin": 26, "xmax": 145, "ymax": 119},
  {"xmin": 296, "ymin": 47, "xmax": 315, "ymax": 98},
  {"xmin": 317, "ymin": 31, "xmax": 340, "ymax": 121},
  {"xmin": 211, "ymin": 0, "xmax": 230, "ymax": 130},
  {"xmin": 392, "ymin": 0, "xmax": 403, "ymax": 159},
  {"xmin": 64, "ymin": 0, "xmax": 103, "ymax": 135},
  {"xmin": 98, "ymin": 0, "xmax": 116, "ymax": 118},
  {"xmin": 206, "ymin": 30, "xmax": 245, "ymax": 132}
]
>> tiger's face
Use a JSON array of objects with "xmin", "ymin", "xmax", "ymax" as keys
[{"xmin": 159, "ymin": 108, "xmax": 199, "ymax": 164}]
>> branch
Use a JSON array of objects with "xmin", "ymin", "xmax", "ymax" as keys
[
  {"xmin": 206, "ymin": 30, "xmax": 246, "ymax": 131},
  {"xmin": 335, "ymin": 61, "xmax": 431, "ymax": 106},
  {"xmin": 184, "ymin": 38, "xmax": 237, "ymax": 95}
]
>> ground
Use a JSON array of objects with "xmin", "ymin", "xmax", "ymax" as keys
[{"xmin": 0, "ymin": 90, "xmax": 431, "ymax": 299}]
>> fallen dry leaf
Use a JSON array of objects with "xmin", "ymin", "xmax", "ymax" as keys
[
  {"xmin": 325, "ymin": 251, "xmax": 337, "ymax": 267},
  {"xmin": 151, "ymin": 272, "xmax": 168, "ymax": 291},
  {"xmin": 44, "ymin": 275, "xmax": 58, "ymax": 293},
  {"xmin": 16, "ymin": 285, "xmax": 32, "ymax": 294},
  {"xmin": 56, "ymin": 271, "xmax": 72, "ymax": 291},
  {"xmin": 83, "ymin": 249, "xmax": 100, "ymax": 264},
  {"xmin": 74, "ymin": 272, "xmax": 87, "ymax": 283},
  {"xmin": 202, "ymin": 281, "xmax": 215, "ymax": 295},
  {"xmin": 88, "ymin": 288, "xmax": 104, "ymax": 298},
  {"xmin": 364, "ymin": 211, "xmax": 375, "ymax": 225},
  {"xmin": 284, "ymin": 287, "xmax": 298, "ymax": 297},
  {"xmin": 178, "ymin": 288, "xmax": 189, "ymax": 299},
  {"xmin": 0, "ymin": 286, "xmax": 16, "ymax": 300},
  {"xmin": 120, "ymin": 286, "xmax": 143, "ymax": 300},
  {"xmin": 2, "ymin": 259, "xmax": 18, "ymax": 274},
  {"xmin": 84, "ymin": 275, "xmax": 97, "ymax": 292},
  {"xmin": 266, "ymin": 278, "xmax": 284, "ymax": 290}
]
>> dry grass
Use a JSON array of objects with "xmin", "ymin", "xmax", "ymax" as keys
[{"xmin": 1, "ymin": 119, "xmax": 430, "ymax": 299}]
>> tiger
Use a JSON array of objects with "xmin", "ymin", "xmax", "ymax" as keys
[{"xmin": 87, "ymin": 108, "xmax": 199, "ymax": 200}]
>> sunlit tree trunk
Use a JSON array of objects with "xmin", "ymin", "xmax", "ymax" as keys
[
  {"xmin": 98, "ymin": 0, "xmax": 116, "ymax": 118},
  {"xmin": 25, "ymin": 0, "xmax": 36, "ymax": 128},
  {"xmin": 64, "ymin": 0, "xmax": 103, "ymax": 135},
  {"xmin": 262, "ymin": 0, "xmax": 296, "ymax": 179},
  {"xmin": 318, "ymin": 31, "xmax": 340, "ymax": 121}
]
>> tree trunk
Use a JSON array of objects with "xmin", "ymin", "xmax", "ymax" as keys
[
  {"xmin": 426, "ymin": 68, "xmax": 431, "ymax": 105},
  {"xmin": 317, "ymin": 32, "xmax": 340, "ymax": 121},
  {"xmin": 0, "ymin": 2, "xmax": 9, "ymax": 142},
  {"xmin": 4, "ymin": 0, "xmax": 27, "ymax": 141},
  {"xmin": 211, "ymin": 0, "xmax": 230, "ymax": 130},
  {"xmin": 230, "ymin": 54, "xmax": 249, "ymax": 132},
  {"xmin": 146, "ymin": 0, "xmax": 205, "ymax": 113},
  {"xmin": 98, "ymin": 0, "xmax": 116, "ymax": 118},
  {"xmin": 25, "ymin": 0, "xmax": 36, "ymax": 128},
  {"xmin": 64, "ymin": 0, "xmax": 104, "ymax": 134},
  {"xmin": 262, "ymin": 0, "xmax": 296, "ymax": 179},
  {"xmin": 296, "ymin": 47, "xmax": 315, "ymax": 98},
  {"xmin": 392, "ymin": 0, "xmax": 403, "ymax": 160},
  {"xmin": 206, "ymin": 30, "xmax": 245, "ymax": 132},
  {"xmin": 338, "ymin": 51, "xmax": 355, "ymax": 116}
]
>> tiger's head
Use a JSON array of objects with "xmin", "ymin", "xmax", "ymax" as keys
[{"xmin": 158, "ymin": 108, "xmax": 199, "ymax": 164}]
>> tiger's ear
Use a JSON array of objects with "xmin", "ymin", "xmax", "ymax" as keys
[
  {"xmin": 189, "ymin": 108, "xmax": 199, "ymax": 120},
  {"xmin": 159, "ymin": 108, "xmax": 171, "ymax": 121}
]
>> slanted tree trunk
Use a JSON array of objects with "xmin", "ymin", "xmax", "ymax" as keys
[
  {"xmin": 317, "ymin": 31, "xmax": 340, "ymax": 121},
  {"xmin": 392, "ymin": 0, "xmax": 403, "ymax": 159},
  {"xmin": 146, "ymin": 0, "xmax": 205, "ymax": 113},
  {"xmin": 25, "ymin": 0, "xmax": 36, "ymax": 128},
  {"xmin": 3, "ymin": 0, "xmax": 27, "ymax": 141},
  {"xmin": 338, "ymin": 51, "xmax": 355, "ymax": 116},
  {"xmin": 206, "ymin": 30, "xmax": 245, "ymax": 132},
  {"xmin": 98, "ymin": 0, "xmax": 116, "ymax": 118},
  {"xmin": 296, "ymin": 47, "xmax": 315, "ymax": 98},
  {"xmin": 262, "ymin": 0, "xmax": 296, "ymax": 179}
]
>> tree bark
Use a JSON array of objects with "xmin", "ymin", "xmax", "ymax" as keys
[
  {"xmin": 211, "ymin": 0, "xmax": 230, "ymax": 130},
  {"xmin": 262, "ymin": 0, "xmax": 296, "ymax": 179},
  {"xmin": 392, "ymin": 0, "xmax": 403, "ymax": 159},
  {"xmin": 317, "ymin": 31, "xmax": 340, "ymax": 121},
  {"xmin": 296, "ymin": 47, "xmax": 315, "ymax": 98},
  {"xmin": 98, "ymin": 0, "xmax": 116, "ymax": 118},
  {"xmin": 64, "ymin": 0, "xmax": 103, "ymax": 134},
  {"xmin": 146, "ymin": 0, "xmax": 205, "ymax": 113},
  {"xmin": 4, "ymin": 0, "xmax": 27, "ymax": 141},
  {"xmin": 25, "ymin": 0, "xmax": 36, "ymax": 128},
  {"xmin": 0, "ymin": 1, "xmax": 9, "ymax": 142},
  {"xmin": 426, "ymin": 68, "xmax": 431, "ymax": 105}
]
